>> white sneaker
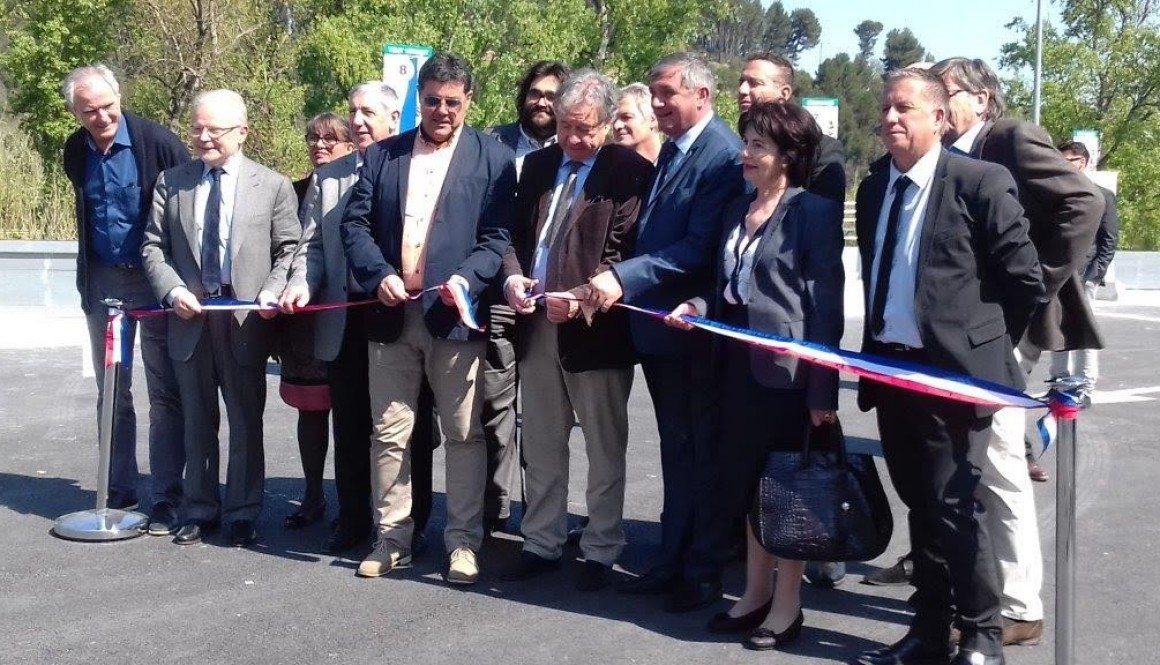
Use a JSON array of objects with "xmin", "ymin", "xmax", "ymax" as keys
[
  {"xmin": 446, "ymin": 547, "xmax": 479, "ymax": 585},
  {"xmin": 356, "ymin": 541, "xmax": 411, "ymax": 578}
]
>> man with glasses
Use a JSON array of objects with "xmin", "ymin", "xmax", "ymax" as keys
[
  {"xmin": 481, "ymin": 60, "xmax": 571, "ymax": 538},
  {"xmin": 932, "ymin": 56, "xmax": 1104, "ymax": 648},
  {"xmin": 341, "ymin": 52, "xmax": 516, "ymax": 585},
  {"xmin": 61, "ymin": 64, "xmax": 190, "ymax": 534},
  {"xmin": 142, "ymin": 89, "xmax": 300, "ymax": 548}
]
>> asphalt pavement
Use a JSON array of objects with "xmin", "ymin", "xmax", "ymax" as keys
[{"xmin": 1, "ymin": 293, "xmax": 1158, "ymax": 665}]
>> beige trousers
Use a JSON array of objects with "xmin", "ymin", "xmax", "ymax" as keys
[
  {"xmin": 518, "ymin": 313, "xmax": 633, "ymax": 565},
  {"xmin": 367, "ymin": 301, "xmax": 487, "ymax": 553}
]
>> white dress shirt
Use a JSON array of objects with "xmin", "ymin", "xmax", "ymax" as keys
[
  {"xmin": 529, "ymin": 153, "xmax": 597, "ymax": 293},
  {"xmin": 868, "ymin": 144, "xmax": 943, "ymax": 347},
  {"xmin": 193, "ymin": 153, "xmax": 242, "ymax": 285},
  {"xmin": 951, "ymin": 119, "xmax": 986, "ymax": 156}
]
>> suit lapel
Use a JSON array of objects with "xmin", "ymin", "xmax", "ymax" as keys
[
  {"xmin": 969, "ymin": 120, "xmax": 994, "ymax": 159},
  {"xmin": 394, "ymin": 134, "xmax": 415, "ymax": 225},
  {"xmin": 178, "ymin": 162, "xmax": 201, "ymax": 266},
  {"xmin": 433, "ymin": 129, "xmax": 476, "ymax": 217},
  {"xmin": 531, "ymin": 146, "xmax": 564, "ymax": 244},
  {"xmin": 914, "ymin": 152, "xmax": 949, "ymax": 295},
  {"xmin": 230, "ymin": 156, "xmax": 259, "ymax": 269}
]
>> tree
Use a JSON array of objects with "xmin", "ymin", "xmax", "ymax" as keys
[
  {"xmin": 814, "ymin": 51, "xmax": 883, "ymax": 186},
  {"xmin": 762, "ymin": 2, "xmax": 791, "ymax": 56},
  {"xmin": 881, "ymin": 28, "xmax": 928, "ymax": 71},
  {"xmin": 0, "ymin": 0, "xmax": 125, "ymax": 166},
  {"xmin": 785, "ymin": 8, "xmax": 822, "ymax": 63},
  {"xmin": 854, "ymin": 20, "xmax": 884, "ymax": 62},
  {"xmin": 698, "ymin": 0, "xmax": 764, "ymax": 62},
  {"xmin": 1001, "ymin": 0, "xmax": 1160, "ymax": 249}
]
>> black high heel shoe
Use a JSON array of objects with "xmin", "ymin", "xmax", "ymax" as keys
[
  {"xmin": 284, "ymin": 499, "xmax": 327, "ymax": 530},
  {"xmin": 744, "ymin": 610, "xmax": 804, "ymax": 651},
  {"xmin": 707, "ymin": 598, "xmax": 773, "ymax": 634}
]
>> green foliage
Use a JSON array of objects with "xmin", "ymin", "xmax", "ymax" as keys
[
  {"xmin": 882, "ymin": 28, "xmax": 929, "ymax": 71},
  {"xmin": 813, "ymin": 52, "xmax": 884, "ymax": 186},
  {"xmin": 0, "ymin": 0, "xmax": 125, "ymax": 167},
  {"xmin": 0, "ymin": 117, "xmax": 73, "ymax": 239},
  {"xmin": 1001, "ymin": 0, "xmax": 1160, "ymax": 249},
  {"xmin": 854, "ymin": 20, "xmax": 884, "ymax": 62}
]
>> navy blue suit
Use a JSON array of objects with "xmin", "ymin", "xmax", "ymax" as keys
[
  {"xmin": 340, "ymin": 127, "xmax": 516, "ymax": 343},
  {"xmin": 611, "ymin": 115, "xmax": 742, "ymax": 581}
]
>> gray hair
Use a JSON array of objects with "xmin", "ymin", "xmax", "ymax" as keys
[
  {"xmin": 883, "ymin": 68, "xmax": 949, "ymax": 117},
  {"xmin": 554, "ymin": 69, "xmax": 617, "ymax": 124},
  {"xmin": 348, "ymin": 81, "xmax": 400, "ymax": 114},
  {"xmin": 191, "ymin": 89, "xmax": 249, "ymax": 125},
  {"xmin": 618, "ymin": 83, "xmax": 656, "ymax": 121},
  {"xmin": 647, "ymin": 52, "xmax": 716, "ymax": 98},
  {"xmin": 61, "ymin": 64, "xmax": 120, "ymax": 110},
  {"xmin": 930, "ymin": 57, "xmax": 1007, "ymax": 120}
]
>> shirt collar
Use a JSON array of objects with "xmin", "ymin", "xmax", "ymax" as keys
[
  {"xmin": 672, "ymin": 111, "xmax": 715, "ymax": 155},
  {"xmin": 84, "ymin": 118, "xmax": 132, "ymax": 153},
  {"xmin": 519, "ymin": 124, "xmax": 555, "ymax": 150},
  {"xmin": 202, "ymin": 152, "xmax": 244, "ymax": 178},
  {"xmin": 558, "ymin": 151, "xmax": 597, "ymax": 174},
  {"xmin": 888, "ymin": 142, "xmax": 942, "ymax": 192},
  {"xmin": 951, "ymin": 119, "xmax": 986, "ymax": 155}
]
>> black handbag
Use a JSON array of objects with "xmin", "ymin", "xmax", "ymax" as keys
[{"xmin": 749, "ymin": 418, "xmax": 893, "ymax": 562}]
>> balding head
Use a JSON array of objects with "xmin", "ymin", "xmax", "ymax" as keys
[{"xmin": 189, "ymin": 89, "xmax": 249, "ymax": 167}]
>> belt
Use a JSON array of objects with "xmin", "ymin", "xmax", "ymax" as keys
[
  {"xmin": 877, "ymin": 341, "xmax": 924, "ymax": 354},
  {"xmin": 206, "ymin": 284, "xmax": 233, "ymax": 298},
  {"xmin": 107, "ymin": 262, "xmax": 140, "ymax": 270}
]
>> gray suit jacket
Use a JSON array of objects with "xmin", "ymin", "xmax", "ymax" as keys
[
  {"xmin": 142, "ymin": 154, "xmax": 300, "ymax": 365},
  {"xmin": 287, "ymin": 151, "xmax": 361, "ymax": 361}
]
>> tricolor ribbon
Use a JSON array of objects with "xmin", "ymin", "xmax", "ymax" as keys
[{"xmin": 104, "ymin": 308, "xmax": 133, "ymax": 369}]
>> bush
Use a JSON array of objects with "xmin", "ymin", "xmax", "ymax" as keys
[{"xmin": 0, "ymin": 118, "xmax": 74, "ymax": 240}]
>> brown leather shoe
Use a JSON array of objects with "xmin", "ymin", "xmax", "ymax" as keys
[
  {"xmin": 1003, "ymin": 617, "xmax": 1044, "ymax": 646},
  {"xmin": 1027, "ymin": 459, "xmax": 1049, "ymax": 482}
]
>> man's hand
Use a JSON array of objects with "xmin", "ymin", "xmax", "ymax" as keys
[
  {"xmin": 169, "ymin": 287, "xmax": 203, "ymax": 320},
  {"xmin": 278, "ymin": 284, "xmax": 311, "ymax": 314},
  {"xmin": 439, "ymin": 274, "xmax": 470, "ymax": 307},
  {"xmin": 809, "ymin": 409, "xmax": 838, "ymax": 427},
  {"xmin": 377, "ymin": 274, "xmax": 408, "ymax": 307},
  {"xmin": 504, "ymin": 275, "xmax": 538, "ymax": 314},
  {"xmin": 663, "ymin": 302, "xmax": 698, "ymax": 331},
  {"xmin": 586, "ymin": 269, "xmax": 624, "ymax": 312},
  {"xmin": 257, "ymin": 290, "xmax": 279, "ymax": 320},
  {"xmin": 544, "ymin": 291, "xmax": 578, "ymax": 324}
]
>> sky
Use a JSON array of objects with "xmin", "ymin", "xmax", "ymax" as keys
[{"xmin": 776, "ymin": 0, "xmax": 1063, "ymax": 75}]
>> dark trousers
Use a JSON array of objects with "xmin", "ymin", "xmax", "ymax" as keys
[
  {"xmin": 874, "ymin": 374, "xmax": 1002, "ymax": 656},
  {"xmin": 482, "ymin": 303, "xmax": 519, "ymax": 521},
  {"xmin": 174, "ymin": 312, "xmax": 267, "ymax": 524},
  {"xmin": 328, "ymin": 307, "xmax": 436, "ymax": 535},
  {"xmin": 83, "ymin": 263, "xmax": 184, "ymax": 508},
  {"xmin": 639, "ymin": 346, "xmax": 720, "ymax": 582}
]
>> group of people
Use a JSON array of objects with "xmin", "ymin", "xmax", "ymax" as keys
[{"xmin": 62, "ymin": 45, "xmax": 1115, "ymax": 664}]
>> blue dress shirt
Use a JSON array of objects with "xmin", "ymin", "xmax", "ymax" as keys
[{"xmin": 83, "ymin": 120, "xmax": 142, "ymax": 266}]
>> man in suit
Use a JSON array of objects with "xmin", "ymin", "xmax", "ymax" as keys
[
  {"xmin": 853, "ymin": 68, "xmax": 1043, "ymax": 665},
  {"xmin": 498, "ymin": 70, "xmax": 653, "ymax": 592},
  {"xmin": 341, "ymin": 52, "xmax": 515, "ymax": 585},
  {"xmin": 60, "ymin": 65, "xmax": 190, "ymax": 532},
  {"xmin": 480, "ymin": 60, "xmax": 571, "ymax": 537},
  {"xmin": 280, "ymin": 82, "xmax": 439, "ymax": 556},
  {"xmin": 932, "ymin": 57, "xmax": 1104, "ymax": 647},
  {"xmin": 585, "ymin": 52, "xmax": 743, "ymax": 612},
  {"xmin": 142, "ymin": 89, "xmax": 299, "ymax": 547},
  {"xmin": 737, "ymin": 52, "xmax": 846, "ymax": 205},
  {"xmin": 1049, "ymin": 141, "xmax": 1117, "ymax": 403}
]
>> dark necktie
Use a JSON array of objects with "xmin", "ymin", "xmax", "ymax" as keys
[
  {"xmin": 869, "ymin": 175, "xmax": 912, "ymax": 338},
  {"xmin": 649, "ymin": 141, "xmax": 679, "ymax": 202},
  {"xmin": 201, "ymin": 167, "xmax": 224, "ymax": 295},
  {"xmin": 543, "ymin": 161, "xmax": 582, "ymax": 252}
]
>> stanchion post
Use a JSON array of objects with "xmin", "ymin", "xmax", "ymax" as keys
[
  {"xmin": 1048, "ymin": 380, "xmax": 1082, "ymax": 665},
  {"xmin": 52, "ymin": 299, "xmax": 148, "ymax": 541}
]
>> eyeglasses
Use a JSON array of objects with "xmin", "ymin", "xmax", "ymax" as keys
[
  {"xmin": 306, "ymin": 134, "xmax": 344, "ymax": 146},
  {"xmin": 190, "ymin": 125, "xmax": 241, "ymax": 140},
  {"xmin": 945, "ymin": 88, "xmax": 973, "ymax": 98},
  {"xmin": 526, "ymin": 89, "xmax": 556, "ymax": 104},
  {"xmin": 421, "ymin": 95, "xmax": 465, "ymax": 111}
]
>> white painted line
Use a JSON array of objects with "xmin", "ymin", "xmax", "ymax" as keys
[
  {"xmin": 1091, "ymin": 385, "xmax": 1160, "ymax": 404},
  {"xmin": 1095, "ymin": 312, "xmax": 1160, "ymax": 324}
]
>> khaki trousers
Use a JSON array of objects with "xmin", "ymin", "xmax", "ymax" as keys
[
  {"xmin": 519, "ymin": 313, "xmax": 633, "ymax": 565},
  {"xmin": 367, "ymin": 301, "xmax": 487, "ymax": 553}
]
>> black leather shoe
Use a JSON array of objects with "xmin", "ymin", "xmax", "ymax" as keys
[
  {"xmin": 323, "ymin": 525, "xmax": 370, "ymax": 554},
  {"xmin": 575, "ymin": 560, "xmax": 611, "ymax": 592},
  {"xmin": 147, "ymin": 502, "xmax": 178, "ymax": 536},
  {"xmin": 862, "ymin": 555, "xmax": 914, "ymax": 587},
  {"xmin": 806, "ymin": 561, "xmax": 847, "ymax": 587},
  {"xmin": 484, "ymin": 516, "xmax": 509, "ymax": 537},
  {"xmin": 107, "ymin": 493, "xmax": 139, "ymax": 510},
  {"xmin": 173, "ymin": 521, "xmax": 217, "ymax": 545},
  {"xmin": 664, "ymin": 579, "xmax": 723, "ymax": 613},
  {"xmin": 618, "ymin": 567, "xmax": 681, "ymax": 595},
  {"xmin": 284, "ymin": 500, "xmax": 327, "ymax": 530},
  {"xmin": 745, "ymin": 610, "xmax": 804, "ymax": 650},
  {"xmin": 229, "ymin": 520, "xmax": 257, "ymax": 548},
  {"xmin": 502, "ymin": 551, "xmax": 562, "ymax": 581},
  {"xmin": 566, "ymin": 516, "xmax": 590, "ymax": 546},
  {"xmin": 708, "ymin": 598, "xmax": 772, "ymax": 634},
  {"xmin": 855, "ymin": 635, "xmax": 953, "ymax": 665},
  {"xmin": 949, "ymin": 651, "xmax": 1004, "ymax": 665},
  {"xmin": 411, "ymin": 530, "xmax": 429, "ymax": 556}
]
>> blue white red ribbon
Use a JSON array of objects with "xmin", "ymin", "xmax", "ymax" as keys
[{"xmin": 104, "ymin": 308, "xmax": 133, "ymax": 369}]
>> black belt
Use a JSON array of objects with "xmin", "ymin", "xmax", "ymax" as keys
[
  {"xmin": 876, "ymin": 341, "xmax": 924, "ymax": 355},
  {"xmin": 207, "ymin": 284, "xmax": 233, "ymax": 298},
  {"xmin": 106, "ymin": 262, "xmax": 140, "ymax": 270}
]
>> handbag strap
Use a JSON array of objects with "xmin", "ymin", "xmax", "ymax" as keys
[{"xmin": 799, "ymin": 418, "xmax": 849, "ymax": 468}]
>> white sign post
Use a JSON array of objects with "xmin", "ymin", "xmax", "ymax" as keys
[
  {"xmin": 802, "ymin": 97, "xmax": 840, "ymax": 139},
  {"xmin": 382, "ymin": 44, "xmax": 433, "ymax": 133},
  {"xmin": 1072, "ymin": 129, "xmax": 1100, "ymax": 172}
]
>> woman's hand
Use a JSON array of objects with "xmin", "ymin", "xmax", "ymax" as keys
[
  {"xmin": 664, "ymin": 302, "xmax": 698, "ymax": 330},
  {"xmin": 809, "ymin": 409, "xmax": 838, "ymax": 427}
]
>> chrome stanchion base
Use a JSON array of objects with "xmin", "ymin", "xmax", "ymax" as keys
[{"xmin": 52, "ymin": 508, "xmax": 148, "ymax": 542}]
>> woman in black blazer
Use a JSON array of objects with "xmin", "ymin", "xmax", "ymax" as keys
[{"xmin": 666, "ymin": 102, "xmax": 845, "ymax": 651}]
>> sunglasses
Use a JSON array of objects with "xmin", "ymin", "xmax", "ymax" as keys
[{"xmin": 421, "ymin": 96, "xmax": 465, "ymax": 111}]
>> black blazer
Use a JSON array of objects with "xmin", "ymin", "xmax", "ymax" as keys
[
  {"xmin": 62, "ymin": 111, "xmax": 191, "ymax": 313},
  {"xmin": 971, "ymin": 118, "xmax": 1105, "ymax": 351},
  {"xmin": 810, "ymin": 134, "xmax": 847, "ymax": 205},
  {"xmin": 340, "ymin": 126, "xmax": 517, "ymax": 343},
  {"xmin": 502, "ymin": 144, "xmax": 653, "ymax": 372},
  {"xmin": 691, "ymin": 189, "xmax": 845, "ymax": 410},
  {"xmin": 1084, "ymin": 186, "xmax": 1118, "ymax": 285},
  {"xmin": 486, "ymin": 122, "xmax": 522, "ymax": 152},
  {"xmin": 854, "ymin": 151, "xmax": 1045, "ymax": 412}
]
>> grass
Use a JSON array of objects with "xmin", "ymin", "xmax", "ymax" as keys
[{"xmin": 0, "ymin": 117, "xmax": 75, "ymax": 240}]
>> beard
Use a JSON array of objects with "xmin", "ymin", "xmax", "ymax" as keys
[{"xmin": 519, "ymin": 105, "xmax": 556, "ymax": 142}]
